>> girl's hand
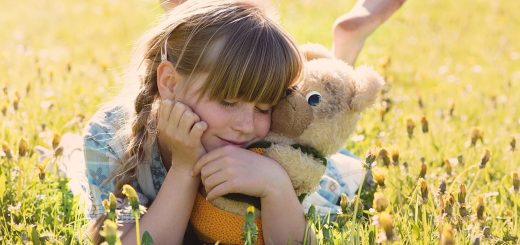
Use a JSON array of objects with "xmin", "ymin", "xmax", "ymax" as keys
[
  {"xmin": 158, "ymin": 99, "xmax": 207, "ymax": 172},
  {"xmin": 192, "ymin": 145, "xmax": 292, "ymax": 201}
]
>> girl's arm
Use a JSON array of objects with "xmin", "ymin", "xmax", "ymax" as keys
[
  {"xmin": 193, "ymin": 146, "xmax": 317, "ymax": 244},
  {"xmin": 119, "ymin": 168, "xmax": 199, "ymax": 245},
  {"xmin": 260, "ymin": 172, "xmax": 317, "ymax": 244}
]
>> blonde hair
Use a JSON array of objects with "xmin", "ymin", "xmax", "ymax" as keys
[{"xmin": 89, "ymin": 0, "xmax": 302, "ymax": 242}]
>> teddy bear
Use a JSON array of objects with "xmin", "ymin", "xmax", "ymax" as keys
[{"xmin": 189, "ymin": 43, "xmax": 385, "ymax": 244}]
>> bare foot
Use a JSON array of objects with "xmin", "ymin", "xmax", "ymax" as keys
[{"xmin": 333, "ymin": 0, "xmax": 406, "ymax": 65}]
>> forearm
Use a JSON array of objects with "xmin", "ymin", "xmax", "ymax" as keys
[
  {"xmin": 260, "ymin": 183, "xmax": 317, "ymax": 244},
  {"xmin": 120, "ymin": 169, "xmax": 199, "ymax": 245}
]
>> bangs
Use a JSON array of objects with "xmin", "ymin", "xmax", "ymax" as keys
[{"xmin": 197, "ymin": 18, "xmax": 302, "ymax": 105}]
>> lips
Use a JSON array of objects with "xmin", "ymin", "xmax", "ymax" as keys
[{"xmin": 218, "ymin": 137, "xmax": 249, "ymax": 147}]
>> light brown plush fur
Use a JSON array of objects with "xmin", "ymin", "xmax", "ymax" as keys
[{"xmin": 210, "ymin": 44, "xmax": 385, "ymax": 216}]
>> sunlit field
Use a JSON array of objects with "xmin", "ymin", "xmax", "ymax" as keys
[{"xmin": 1, "ymin": 0, "xmax": 519, "ymax": 243}]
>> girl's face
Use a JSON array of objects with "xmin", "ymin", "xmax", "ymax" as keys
[{"xmin": 174, "ymin": 75, "xmax": 273, "ymax": 152}]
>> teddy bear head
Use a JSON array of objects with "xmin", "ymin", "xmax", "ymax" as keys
[{"xmin": 269, "ymin": 44, "xmax": 385, "ymax": 156}]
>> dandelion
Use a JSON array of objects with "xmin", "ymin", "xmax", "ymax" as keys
[
  {"xmin": 438, "ymin": 180, "xmax": 446, "ymax": 195},
  {"xmin": 99, "ymin": 219, "xmax": 121, "ymax": 245},
  {"xmin": 406, "ymin": 117, "xmax": 415, "ymax": 139},
  {"xmin": 442, "ymin": 193, "xmax": 455, "ymax": 216},
  {"xmin": 373, "ymin": 192, "xmax": 389, "ymax": 212},
  {"xmin": 448, "ymin": 102, "xmax": 455, "ymax": 117},
  {"xmin": 420, "ymin": 116, "xmax": 429, "ymax": 133},
  {"xmin": 444, "ymin": 159, "xmax": 452, "ymax": 176},
  {"xmin": 52, "ymin": 132, "xmax": 61, "ymax": 150},
  {"xmin": 418, "ymin": 96, "xmax": 424, "ymax": 109},
  {"xmin": 242, "ymin": 206, "xmax": 258, "ymax": 245},
  {"xmin": 419, "ymin": 161, "xmax": 427, "ymax": 178},
  {"xmin": 365, "ymin": 149, "xmax": 377, "ymax": 166},
  {"xmin": 457, "ymin": 154, "xmax": 465, "ymax": 166},
  {"xmin": 376, "ymin": 212, "xmax": 398, "ymax": 242},
  {"xmin": 470, "ymin": 127, "xmax": 483, "ymax": 147},
  {"xmin": 476, "ymin": 195, "xmax": 485, "ymax": 220},
  {"xmin": 390, "ymin": 147, "xmax": 399, "ymax": 166},
  {"xmin": 103, "ymin": 193, "xmax": 117, "ymax": 222},
  {"xmin": 439, "ymin": 224, "xmax": 455, "ymax": 245},
  {"xmin": 372, "ymin": 168, "xmax": 386, "ymax": 188},
  {"xmin": 479, "ymin": 149, "xmax": 491, "ymax": 169},
  {"xmin": 510, "ymin": 137, "xmax": 516, "ymax": 152},
  {"xmin": 122, "ymin": 184, "xmax": 142, "ymax": 245},
  {"xmin": 457, "ymin": 183, "xmax": 466, "ymax": 204},
  {"xmin": 18, "ymin": 137, "xmax": 29, "ymax": 157},
  {"xmin": 378, "ymin": 148, "xmax": 391, "ymax": 167},
  {"xmin": 482, "ymin": 226, "xmax": 491, "ymax": 238},
  {"xmin": 12, "ymin": 96, "xmax": 19, "ymax": 111},
  {"xmin": 339, "ymin": 193, "xmax": 348, "ymax": 214},
  {"xmin": 418, "ymin": 178, "xmax": 428, "ymax": 201},
  {"xmin": 459, "ymin": 204, "xmax": 469, "ymax": 217},
  {"xmin": 2, "ymin": 142, "xmax": 13, "ymax": 159},
  {"xmin": 513, "ymin": 172, "xmax": 519, "ymax": 193},
  {"xmin": 1, "ymin": 106, "xmax": 6, "ymax": 116}
]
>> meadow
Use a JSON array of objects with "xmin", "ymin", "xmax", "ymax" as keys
[{"xmin": 1, "ymin": 0, "xmax": 519, "ymax": 244}]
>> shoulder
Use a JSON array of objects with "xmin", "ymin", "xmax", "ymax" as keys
[{"xmin": 83, "ymin": 104, "xmax": 131, "ymax": 161}]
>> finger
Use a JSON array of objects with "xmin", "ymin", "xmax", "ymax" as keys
[
  {"xmin": 170, "ymin": 102, "xmax": 189, "ymax": 129},
  {"xmin": 178, "ymin": 111, "xmax": 200, "ymax": 133},
  {"xmin": 158, "ymin": 99, "xmax": 175, "ymax": 129},
  {"xmin": 199, "ymin": 159, "xmax": 223, "ymax": 182},
  {"xmin": 193, "ymin": 146, "xmax": 230, "ymax": 176},
  {"xmin": 206, "ymin": 180, "xmax": 237, "ymax": 201},
  {"xmin": 203, "ymin": 169, "xmax": 228, "ymax": 194},
  {"xmin": 189, "ymin": 121, "xmax": 207, "ymax": 140}
]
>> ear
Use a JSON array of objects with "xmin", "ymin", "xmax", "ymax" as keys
[
  {"xmin": 299, "ymin": 43, "xmax": 334, "ymax": 61},
  {"xmin": 350, "ymin": 65, "xmax": 385, "ymax": 111},
  {"xmin": 157, "ymin": 61, "xmax": 181, "ymax": 100}
]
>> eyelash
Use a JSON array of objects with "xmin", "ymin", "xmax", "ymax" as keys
[{"xmin": 220, "ymin": 101, "xmax": 271, "ymax": 114}]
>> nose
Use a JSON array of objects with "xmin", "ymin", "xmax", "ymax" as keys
[{"xmin": 231, "ymin": 105, "xmax": 255, "ymax": 134}]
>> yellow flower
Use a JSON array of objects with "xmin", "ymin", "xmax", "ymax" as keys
[
  {"xmin": 122, "ymin": 184, "xmax": 140, "ymax": 213},
  {"xmin": 373, "ymin": 192, "xmax": 389, "ymax": 212},
  {"xmin": 479, "ymin": 149, "xmax": 491, "ymax": 169},
  {"xmin": 99, "ymin": 219, "xmax": 121, "ymax": 245},
  {"xmin": 439, "ymin": 224, "xmax": 455, "ymax": 245}
]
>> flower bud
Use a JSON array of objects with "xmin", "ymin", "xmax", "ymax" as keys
[
  {"xmin": 365, "ymin": 150, "xmax": 376, "ymax": 165},
  {"xmin": 440, "ymin": 224, "xmax": 455, "ymax": 245},
  {"xmin": 373, "ymin": 192, "xmax": 389, "ymax": 212},
  {"xmin": 18, "ymin": 137, "xmax": 29, "ymax": 157},
  {"xmin": 444, "ymin": 159, "xmax": 452, "ymax": 176},
  {"xmin": 418, "ymin": 178, "xmax": 428, "ymax": 201},
  {"xmin": 438, "ymin": 180, "xmax": 446, "ymax": 195},
  {"xmin": 442, "ymin": 193, "xmax": 455, "ymax": 216},
  {"xmin": 378, "ymin": 148, "xmax": 391, "ymax": 167},
  {"xmin": 406, "ymin": 117, "xmax": 415, "ymax": 139},
  {"xmin": 420, "ymin": 116, "xmax": 429, "ymax": 133},
  {"xmin": 99, "ymin": 219, "xmax": 121, "ymax": 245},
  {"xmin": 510, "ymin": 137, "xmax": 516, "ymax": 152},
  {"xmin": 457, "ymin": 183, "xmax": 466, "ymax": 204},
  {"xmin": 2, "ymin": 142, "xmax": 13, "ymax": 159},
  {"xmin": 513, "ymin": 172, "xmax": 519, "ymax": 193},
  {"xmin": 479, "ymin": 149, "xmax": 491, "ymax": 169},
  {"xmin": 419, "ymin": 162, "xmax": 427, "ymax": 178},
  {"xmin": 372, "ymin": 168, "xmax": 386, "ymax": 188},
  {"xmin": 122, "ymin": 184, "xmax": 140, "ymax": 213},
  {"xmin": 340, "ymin": 193, "xmax": 348, "ymax": 214},
  {"xmin": 476, "ymin": 195, "xmax": 485, "ymax": 220},
  {"xmin": 457, "ymin": 155, "xmax": 464, "ymax": 166},
  {"xmin": 52, "ymin": 132, "xmax": 61, "ymax": 150},
  {"xmin": 390, "ymin": 147, "xmax": 399, "ymax": 166},
  {"xmin": 470, "ymin": 127, "xmax": 483, "ymax": 147},
  {"xmin": 378, "ymin": 212, "xmax": 397, "ymax": 241}
]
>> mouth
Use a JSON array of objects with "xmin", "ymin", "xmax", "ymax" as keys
[{"xmin": 218, "ymin": 137, "xmax": 249, "ymax": 147}]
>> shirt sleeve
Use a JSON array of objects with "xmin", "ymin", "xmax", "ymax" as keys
[
  {"xmin": 302, "ymin": 149, "xmax": 365, "ymax": 218},
  {"xmin": 83, "ymin": 108, "xmax": 149, "ymax": 224}
]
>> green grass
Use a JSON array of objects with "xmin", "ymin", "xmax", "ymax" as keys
[{"xmin": 1, "ymin": 0, "xmax": 519, "ymax": 244}]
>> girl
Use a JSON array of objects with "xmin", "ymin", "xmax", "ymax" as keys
[{"xmin": 84, "ymin": 0, "xmax": 309, "ymax": 243}]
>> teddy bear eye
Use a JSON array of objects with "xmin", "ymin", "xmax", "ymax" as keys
[{"xmin": 306, "ymin": 91, "xmax": 321, "ymax": 106}]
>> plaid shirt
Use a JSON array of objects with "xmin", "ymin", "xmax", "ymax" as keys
[{"xmin": 80, "ymin": 105, "xmax": 365, "ymax": 223}]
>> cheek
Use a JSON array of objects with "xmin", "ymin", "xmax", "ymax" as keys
[{"xmin": 255, "ymin": 114, "xmax": 271, "ymax": 137}]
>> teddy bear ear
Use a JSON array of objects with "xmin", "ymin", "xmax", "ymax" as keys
[
  {"xmin": 299, "ymin": 43, "xmax": 334, "ymax": 61},
  {"xmin": 350, "ymin": 65, "xmax": 385, "ymax": 111}
]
